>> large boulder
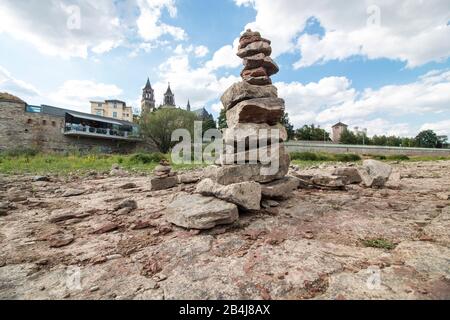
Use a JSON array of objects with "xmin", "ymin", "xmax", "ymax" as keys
[
  {"xmin": 237, "ymin": 41, "xmax": 272, "ymax": 58},
  {"xmin": 196, "ymin": 179, "xmax": 261, "ymax": 210},
  {"xmin": 226, "ymin": 97, "xmax": 285, "ymax": 127},
  {"xmin": 221, "ymin": 81, "xmax": 278, "ymax": 111},
  {"xmin": 204, "ymin": 151, "xmax": 290, "ymax": 185},
  {"xmin": 222, "ymin": 123, "xmax": 287, "ymax": 149},
  {"xmin": 165, "ymin": 194, "xmax": 238, "ymax": 230},
  {"xmin": 360, "ymin": 160, "xmax": 393, "ymax": 188},
  {"xmin": 260, "ymin": 176, "xmax": 300, "ymax": 199}
]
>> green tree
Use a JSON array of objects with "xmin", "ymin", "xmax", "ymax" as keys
[
  {"xmin": 140, "ymin": 108, "xmax": 197, "ymax": 153},
  {"xmin": 339, "ymin": 128, "xmax": 358, "ymax": 144},
  {"xmin": 201, "ymin": 115, "xmax": 217, "ymax": 134},
  {"xmin": 281, "ymin": 113, "xmax": 295, "ymax": 140},
  {"xmin": 217, "ymin": 108, "xmax": 227, "ymax": 130},
  {"xmin": 295, "ymin": 124, "xmax": 330, "ymax": 141},
  {"xmin": 415, "ymin": 130, "xmax": 439, "ymax": 148}
]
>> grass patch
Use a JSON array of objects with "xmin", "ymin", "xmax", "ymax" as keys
[
  {"xmin": 290, "ymin": 151, "xmax": 361, "ymax": 162},
  {"xmin": 361, "ymin": 238, "xmax": 396, "ymax": 250},
  {"xmin": 0, "ymin": 152, "xmax": 205, "ymax": 175}
]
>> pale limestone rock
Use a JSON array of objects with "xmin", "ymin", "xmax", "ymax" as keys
[
  {"xmin": 260, "ymin": 176, "xmax": 300, "ymax": 199},
  {"xmin": 226, "ymin": 97, "xmax": 285, "ymax": 127},
  {"xmin": 165, "ymin": 194, "xmax": 238, "ymax": 230},
  {"xmin": 221, "ymin": 81, "xmax": 277, "ymax": 111},
  {"xmin": 196, "ymin": 178, "xmax": 261, "ymax": 210}
]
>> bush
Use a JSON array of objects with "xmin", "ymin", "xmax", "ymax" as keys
[
  {"xmin": 290, "ymin": 152, "xmax": 321, "ymax": 161},
  {"xmin": 371, "ymin": 155, "xmax": 387, "ymax": 160},
  {"xmin": 386, "ymin": 154, "xmax": 410, "ymax": 161},
  {"xmin": 334, "ymin": 153, "xmax": 361, "ymax": 162},
  {"xmin": 128, "ymin": 152, "xmax": 167, "ymax": 164},
  {"xmin": 361, "ymin": 238, "xmax": 396, "ymax": 250}
]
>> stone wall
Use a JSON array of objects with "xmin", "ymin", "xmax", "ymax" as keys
[
  {"xmin": 285, "ymin": 141, "xmax": 450, "ymax": 157},
  {"xmin": 0, "ymin": 101, "xmax": 155, "ymax": 154}
]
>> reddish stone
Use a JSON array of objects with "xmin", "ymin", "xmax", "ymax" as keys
[
  {"xmin": 240, "ymin": 67, "xmax": 268, "ymax": 79},
  {"xmin": 92, "ymin": 222, "xmax": 119, "ymax": 235}
]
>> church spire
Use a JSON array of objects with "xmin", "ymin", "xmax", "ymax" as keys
[
  {"xmin": 187, "ymin": 99, "xmax": 191, "ymax": 112},
  {"xmin": 141, "ymin": 77, "xmax": 155, "ymax": 115},
  {"xmin": 163, "ymin": 82, "xmax": 175, "ymax": 107},
  {"xmin": 144, "ymin": 77, "xmax": 152, "ymax": 89}
]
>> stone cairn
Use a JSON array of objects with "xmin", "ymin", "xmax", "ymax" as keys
[
  {"xmin": 165, "ymin": 30, "xmax": 299, "ymax": 230},
  {"xmin": 150, "ymin": 159, "xmax": 178, "ymax": 191}
]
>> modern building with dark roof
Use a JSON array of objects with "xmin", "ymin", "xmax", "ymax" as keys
[{"xmin": 0, "ymin": 93, "xmax": 154, "ymax": 154}]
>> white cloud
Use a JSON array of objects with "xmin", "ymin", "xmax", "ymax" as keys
[
  {"xmin": 153, "ymin": 54, "xmax": 240, "ymax": 109},
  {"xmin": 235, "ymin": 0, "xmax": 450, "ymax": 68},
  {"xmin": 0, "ymin": 0, "xmax": 124, "ymax": 59},
  {"xmin": 49, "ymin": 80, "xmax": 123, "ymax": 112},
  {"xmin": 0, "ymin": 66, "xmax": 41, "ymax": 99},
  {"xmin": 276, "ymin": 69, "xmax": 450, "ymax": 136},
  {"xmin": 205, "ymin": 37, "xmax": 241, "ymax": 71},
  {"xmin": 136, "ymin": 0, "xmax": 186, "ymax": 42},
  {"xmin": 194, "ymin": 45, "xmax": 209, "ymax": 58},
  {"xmin": 420, "ymin": 120, "xmax": 450, "ymax": 136}
]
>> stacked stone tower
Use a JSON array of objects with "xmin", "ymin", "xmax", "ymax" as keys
[
  {"xmin": 165, "ymin": 30, "xmax": 298, "ymax": 231},
  {"xmin": 206, "ymin": 29, "xmax": 291, "ymax": 186}
]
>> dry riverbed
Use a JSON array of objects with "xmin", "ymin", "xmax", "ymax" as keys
[{"xmin": 0, "ymin": 161, "xmax": 449, "ymax": 300}]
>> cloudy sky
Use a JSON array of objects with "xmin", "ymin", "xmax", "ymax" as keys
[{"xmin": 0, "ymin": 0, "xmax": 449, "ymax": 137}]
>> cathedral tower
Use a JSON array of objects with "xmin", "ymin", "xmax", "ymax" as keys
[
  {"xmin": 163, "ymin": 83, "xmax": 175, "ymax": 107},
  {"xmin": 141, "ymin": 78, "xmax": 155, "ymax": 115}
]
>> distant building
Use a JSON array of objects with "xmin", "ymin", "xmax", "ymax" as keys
[
  {"xmin": 192, "ymin": 107, "xmax": 213, "ymax": 121},
  {"xmin": 137, "ymin": 79, "xmax": 214, "ymax": 122},
  {"xmin": 160, "ymin": 83, "xmax": 176, "ymax": 109},
  {"xmin": 90, "ymin": 99, "xmax": 133, "ymax": 122},
  {"xmin": 332, "ymin": 122, "xmax": 348, "ymax": 143},
  {"xmin": 1, "ymin": 92, "xmax": 155, "ymax": 154},
  {"xmin": 141, "ymin": 78, "xmax": 156, "ymax": 115}
]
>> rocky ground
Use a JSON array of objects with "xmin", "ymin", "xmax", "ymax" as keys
[{"xmin": 0, "ymin": 161, "xmax": 449, "ymax": 300}]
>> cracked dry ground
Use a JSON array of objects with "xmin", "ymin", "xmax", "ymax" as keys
[{"xmin": 1, "ymin": 161, "xmax": 449, "ymax": 300}]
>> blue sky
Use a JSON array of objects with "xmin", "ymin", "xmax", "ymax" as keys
[{"xmin": 0, "ymin": 0, "xmax": 449, "ymax": 137}]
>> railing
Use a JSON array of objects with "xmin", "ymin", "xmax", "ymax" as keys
[{"xmin": 64, "ymin": 123, "xmax": 132, "ymax": 139}]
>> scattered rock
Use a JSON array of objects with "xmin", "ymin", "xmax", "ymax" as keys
[
  {"xmin": 48, "ymin": 213, "xmax": 77, "ymax": 223},
  {"xmin": 92, "ymin": 222, "xmax": 119, "ymax": 235},
  {"xmin": 33, "ymin": 176, "xmax": 50, "ymax": 182},
  {"xmin": 261, "ymin": 199, "xmax": 279, "ymax": 208},
  {"xmin": 177, "ymin": 173, "xmax": 201, "ymax": 184},
  {"xmin": 62, "ymin": 189, "xmax": 85, "ymax": 197},
  {"xmin": 49, "ymin": 233, "xmax": 74, "ymax": 248},
  {"xmin": 150, "ymin": 176, "xmax": 178, "ymax": 191},
  {"xmin": 360, "ymin": 160, "xmax": 393, "ymax": 188},
  {"xmin": 165, "ymin": 194, "xmax": 239, "ymax": 230},
  {"xmin": 260, "ymin": 176, "xmax": 300, "ymax": 199},
  {"xmin": 436, "ymin": 192, "xmax": 450, "ymax": 200},
  {"xmin": 196, "ymin": 178, "xmax": 261, "ymax": 210},
  {"xmin": 114, "ymin": 199, "xmax": 137, "ymax": 211},
  {"xmin": 386, "ymin": 172, "xmax": 401, "ymax": 189},
  {"xmin": 131, "ymin": 220, "xmax": 156, "ymax": 230},
  {"xmin": 119, "ymin": 182, "xmax": 137, "ymax": 189},
  {"xmin": 311, "ymin": 175, "xmax": 346, "ymax": 189},
  {"xmin": 332, "ymin": 167, "xmax": 362, "ymax": 184}
]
